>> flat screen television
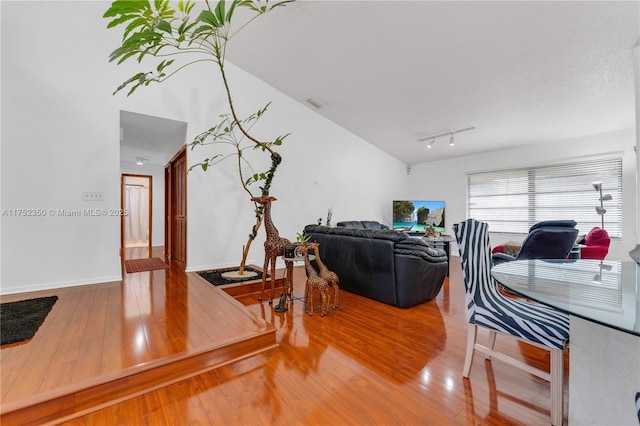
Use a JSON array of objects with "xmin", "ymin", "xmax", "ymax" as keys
[{"xmin": 392, "ymin": 200, "xmax": 446, "ymax": 233}]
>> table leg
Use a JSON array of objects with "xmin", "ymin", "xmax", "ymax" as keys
[{"xmin": 285, "ymin": 262, "xmax": 294, "ymax": 297}]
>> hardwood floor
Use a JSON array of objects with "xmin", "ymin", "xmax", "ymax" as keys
[
  {"xmin": 0, "ymin": 249, "xmax": 277, "ymax": 425},
  {"xmin": 1, "ymin": 254, "xmax": 568, "ymax": 425}
]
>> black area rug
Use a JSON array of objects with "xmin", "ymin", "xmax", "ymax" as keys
[
  {"xmin": 1, "ymin": 296, "xmax": 58, "ymax": 346},
  {"xmin": 198, "ymin": 266, "xmax": 266, "ymax": 286}
]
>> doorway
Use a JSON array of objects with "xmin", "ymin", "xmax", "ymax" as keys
[
  {"xmin": 121, "ymin": 174, "xmax": 153, "ymax": 259},
  {"xmin": 119, "ymin": 110, "xmax": 188, "ymax": 265}
]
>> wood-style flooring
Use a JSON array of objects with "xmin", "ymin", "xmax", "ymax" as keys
[{"xmin": 1, "ymin": 249, "xmax": 568, "ymax": 425}]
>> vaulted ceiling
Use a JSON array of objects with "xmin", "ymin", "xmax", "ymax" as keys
[{"xmin": 224, "ymin": 1, "xmax": 639, "ymax": 165}]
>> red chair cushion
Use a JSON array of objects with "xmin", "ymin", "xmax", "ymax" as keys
[
  {"xmin": 581, "ymin": 227, "xmax": 610, "ymax": 260},
  {"xmin": 585, "ymin": 227, "xmax": 610, "ymax": 246}
]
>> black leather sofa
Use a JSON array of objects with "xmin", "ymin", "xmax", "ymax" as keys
[{"xmin": 303, "ymin": 224, "xmax": 448, "ymax": 308}]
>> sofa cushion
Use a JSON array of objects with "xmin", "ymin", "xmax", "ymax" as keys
[
  {"xmin": 354, "ymin": 228, "xmax": 406, "ymax": 242},
  {"xmin": 336, "ymin": 220, "xmax": 389, "ymax": 230},
  {"xmin": 305, "ymin": 224, "xmax": 407, "ymax": 242},
  {"xmin": 336, "ymin": 221, "xmax": 365, "ymax": 229},
  {"xmin": 361, "ymin": 220, "xmax": 390, "ymax": 230}
]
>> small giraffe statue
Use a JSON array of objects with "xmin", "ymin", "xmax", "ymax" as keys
[
  {"xmin": 308, "ymin": 242, "xmax": 339, "ymax": 309},
  {"xmin": 299, "ymin": 244, "xmax": 329, "ymax": 316},
  {"xmin": 251, "ymin": 195, "xmax": 291, "ymax": 303}
]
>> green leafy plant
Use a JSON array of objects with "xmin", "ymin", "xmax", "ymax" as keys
[
  {"xmin": 296, "ymin": 233, "xmax": 310, "ymax": 243},
  {"xmin": 104, "ymin": 0, "xmax": 293, "ymax": 274}
]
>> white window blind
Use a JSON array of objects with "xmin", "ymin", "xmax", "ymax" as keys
[{"xmin": 467, "ymin": 157, "xmax": 622, "ymax": 238}]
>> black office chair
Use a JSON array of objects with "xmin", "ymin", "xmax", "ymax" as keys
[{"xmin": 492, "ymin": 220, "xmax": 579, "ymax": 267}]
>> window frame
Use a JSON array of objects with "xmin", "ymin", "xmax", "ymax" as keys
[{"xmin": 466, "ymin": 156, "xmax": 622, "ymax": 238}]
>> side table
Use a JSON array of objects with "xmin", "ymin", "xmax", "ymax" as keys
[
  {"xmin": 570, "ymin": 244, "xmax": 586, "ymax": 259},
  {"xmin": 279, "ymin": 255, "xmax": 314, "ymax": 310}
]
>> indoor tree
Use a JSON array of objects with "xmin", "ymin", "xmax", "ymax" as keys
[{"xmin": 104, "ymin": 0, "xmax": 292, "ymax": 276}]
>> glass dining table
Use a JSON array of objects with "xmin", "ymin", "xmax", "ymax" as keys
[{"xmin": 492, "ymin": 259, "xmax": 640, "ymax": 425}]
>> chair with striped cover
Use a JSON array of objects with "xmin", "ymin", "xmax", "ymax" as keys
[{"xmin": 453, "ymin": 219, "xmax": 570, "ymax": 426}]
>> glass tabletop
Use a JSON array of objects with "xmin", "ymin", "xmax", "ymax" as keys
[{"xmin": 492, "ymin": 259, "xmax": 640, "ymax": 336}]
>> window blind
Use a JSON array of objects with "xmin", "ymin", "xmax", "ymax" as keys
[{"xmin": 467, "ymin": 157, "xmax": 622, "ymax": 238}]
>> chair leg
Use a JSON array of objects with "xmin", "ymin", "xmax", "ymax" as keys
[
  {"xmin": 463, "ymin": 323, "xmax": 478, "ymax": 378},
  {"xmin": 550, "ymin": 348, "xmax": 564, "ymax": 426},
  {"xmin": 488, "ymin": 330, "xmax": 496, "ymax": 349},
  {"xmin": 486, "ymin": 330, "xmax": 497, "ymax": 360}
]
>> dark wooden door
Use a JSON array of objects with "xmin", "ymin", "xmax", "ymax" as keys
[{"xmin": 167, "ymin": 147, "xmax": 187, "ymax": 269}]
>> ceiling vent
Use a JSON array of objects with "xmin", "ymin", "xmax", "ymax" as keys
[{"xmin": 306, "ymin": 98, "xmax": 326, "ymax": 109}]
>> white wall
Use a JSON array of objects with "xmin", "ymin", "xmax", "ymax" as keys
[
  {"xmin": 184, "ymin": 61, "xmax": 409, "ymax": 271},
  {"xmin": 120, "ymin": 161, "xmax": 165, "ymax": 247},
  {"xmin": 3, "ymin": 2, "xmax": 633, "ymax": 295},
  {"xmin": 1, "ymin": 2, "xmax": 123, "ymax": 293},
  {"xmin": 410, "ymin": 128, "xmax": 638, "ymax": 261},
  {"xmin": 634, "ymin": 44, "xmax": 640, "ymax": 247},
  {"xmin": 0, "ymin": 1, "xmax": 407, "ymax": 293}
]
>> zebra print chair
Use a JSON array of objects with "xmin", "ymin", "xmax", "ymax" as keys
[{"xmin": 453, "ymin": 219, "xmax": 570, "ymax": 426}]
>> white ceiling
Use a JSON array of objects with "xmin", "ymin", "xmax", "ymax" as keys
[
  {"xmin": 120, "ymin": 111, "xmax": 187, "ymax": 166},
  {"xmin": 120, "ymin": 1, "xmax": 639, "ymax": 167},
  {"xmin": 223, "ymin": 0, "xmax": 640, "ymax": 165}
]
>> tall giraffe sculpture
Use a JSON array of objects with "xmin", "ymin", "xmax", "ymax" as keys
[
  {"xmin": 299, "ymin": 244, "xmax": 329, "ymax": 316},
  {"xmin": 308, "ymin": 242, "xmax": 339, "ymax": 309},
  {"xmin": 251, "ymin": 195, "xmax": 291, "ymax": 303}
]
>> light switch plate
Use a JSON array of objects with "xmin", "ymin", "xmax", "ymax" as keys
[{"xmin": 83, "ymin": 192, "xmax": 104, "ymax": 201}]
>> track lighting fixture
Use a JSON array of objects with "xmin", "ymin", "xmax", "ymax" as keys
[{"xmin": 418, "ymin": 126, "xmax": 475, "ymax": 149}]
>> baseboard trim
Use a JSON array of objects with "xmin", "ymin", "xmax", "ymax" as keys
[{"xmin": 0, "ymin": 275, "xmax": 122, "ymax": 296}]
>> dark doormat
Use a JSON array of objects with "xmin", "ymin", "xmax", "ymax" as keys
[
  {"xmin": 1, "ymin": 296, "xmax": 58, "ymax": 346},
  {"xmin": 198, "ymin": 266, "xmax": 267, "ymax": 286},
  {"xmin": 124, "ymin": 257, "xmax": 170, "ymax": 273}
]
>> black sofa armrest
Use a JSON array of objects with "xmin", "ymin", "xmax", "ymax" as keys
[
  {"xmin": 492, "ymin": 252, "xmax": 516, "ymax": 266},
  {"xmin": 394, "ymin": 255, "xmax": 447, "ymax": 307},
  {"xmin": 394, "ymin": 243, "xmax": 447, "ymax": 262}
]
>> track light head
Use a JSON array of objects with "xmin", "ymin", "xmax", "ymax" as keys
[{"xmin": 418, "ymin": 126, "xmax": 474, "ymax": 149}]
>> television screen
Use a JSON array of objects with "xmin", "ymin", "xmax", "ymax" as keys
[{"xmin": 392, "ymin": 200, "xmax": 446, "ymax": 233}]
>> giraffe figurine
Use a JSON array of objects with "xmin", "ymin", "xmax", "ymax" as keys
[
  {"xmin": 308, "ymin": 242, "xmax": 339, "ymax": 309},
  {"xmin": 251, "ymin": 195, "xmax": 291, "ymax": 303},
  {"xmin": 300, "ymin": 244, "xmax": 329, "ymax": 316}
]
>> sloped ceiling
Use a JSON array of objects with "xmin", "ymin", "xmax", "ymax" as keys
[
  {"xmin": 120, "ymin": 111, "xmax": 187, "ymax": 166},
  {"xmin": 223, "ymin": 0, "xmax": 640, "ymax": 165}
]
